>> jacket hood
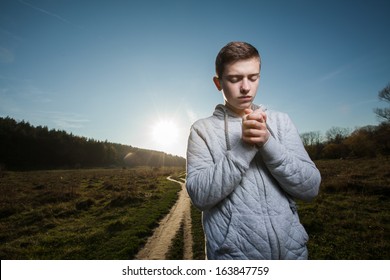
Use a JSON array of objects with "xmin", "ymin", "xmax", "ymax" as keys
[
  {"xmin": 213, "ymin": 103, "xmax": 268, "ymax": 151},
  {"xmin": 213, "ymin": 103, "xmax": 267, "ymax": 120}
]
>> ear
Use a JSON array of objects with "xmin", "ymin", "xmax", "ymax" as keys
[{"xmin": 213, "ymin": 76, "xmax": 222, "ymax": 91}]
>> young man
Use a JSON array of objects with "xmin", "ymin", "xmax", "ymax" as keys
[{"xmin": 186, "ymin": 42, "xmax": 321, "ymax": 260}]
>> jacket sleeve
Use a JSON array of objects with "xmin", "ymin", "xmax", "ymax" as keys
[
  {"xmin": 259, "ymin": 113, "xmax": 321, "ymax": 201},
  {"xmin": 186, "ymin": 123, "xmax": 258, "ymax": 211}
]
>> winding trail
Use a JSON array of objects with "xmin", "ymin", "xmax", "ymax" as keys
[{"xmin": 135, "ymin": 176, "xmax": 193, "ymax": 260}]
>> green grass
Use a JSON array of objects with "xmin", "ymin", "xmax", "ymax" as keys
[
  {"xmin": 191, "ymin": 205, "xmax": 206, "ymax": 260},
  {"xmin": 189, "ymin": 158, "xmax": 390, "ymax": 260},
  {"xmin": 0, "ymin": 167, "xmax": 183, "ymax": 259},
  {"xmin": 165, "ymin": 221, "xmax": 185, "ymax": 260},
  {"xmin": 165, "ymin": 206, "xmax": 206, "ymax": 260}
]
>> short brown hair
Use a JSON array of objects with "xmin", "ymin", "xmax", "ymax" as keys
[{"xmin": 215, "ymin": 41, "xmax": 261, "ymax": 78}]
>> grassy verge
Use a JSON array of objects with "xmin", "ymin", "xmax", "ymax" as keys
[
  {"xmin": 165, "ymin": 205, "xmax": 206, "ymax": 260},
  {"xmin": 191, "ymin": 205, "xmax": 206, "ymax": 260},
  {"xmin": 165, "ymin": 220, "xmax": 185, "ymax": 260},
  {"xmin": 0, "ymin": 167, "xmax": 183, "ymax": 259}
]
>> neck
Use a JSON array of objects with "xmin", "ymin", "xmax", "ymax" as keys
[{"xmin": 224, "ymin": 103, "xmax": 251, "ymax": 117}]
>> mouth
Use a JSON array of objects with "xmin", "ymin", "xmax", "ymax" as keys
[{"xmin": 238, "ymin": 96, "xmax": 252, "ymax": 101}]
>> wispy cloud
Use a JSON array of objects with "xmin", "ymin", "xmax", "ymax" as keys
[
  {"xmin": 316, "ymin": 52, "xmax": 377, "ymax": 84},
  {"xmin": 17, "ymin": 0, "xmax": 85, "ymax": 30},
  {"xmin": 317, "ymin": 67, "xmax": 346, "ymax": 83},
  {"xmin": 18, "ymin": 0, "xmax": 71, "ymax": 24},
  {"xmin": 51, "ymin": 113, "xmax": 90, "ymax": 129},
  {"xmin": 0, "ymin": 85, "xmax": 90, "ymax": 130},
  {"xmin": 0, "ymin": 28, "xmax": 24, "ymax": 43},
  {"xmin": 0, "ymin": 81, "xmax": 54, "ymax": 118},
  {"xmin": 34, "ymin": 111, "xmax": 90, "ymax": 129},
  {"xmin": 1, "ymin": 81, "xmax": 54, "ymax": 103}
]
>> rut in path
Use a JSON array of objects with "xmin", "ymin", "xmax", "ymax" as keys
[{"xmin": 135, "ymin": 176, "xmax": 193, "ymax": 260}]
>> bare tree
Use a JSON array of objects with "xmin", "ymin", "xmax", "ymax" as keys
[
  {"xmin": 325, "ymin": 127, "xmax": 351, "ymax": 144},
  {"xmin": 374, "ymin": 83, "xmax": 390, "ymax": 123},
  {"xmin": 300, "ymin": 131, "xmax": 322, "ymax": 146}
]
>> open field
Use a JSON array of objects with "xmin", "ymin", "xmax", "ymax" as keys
[
  {"xmin": 302, "ymin": 158, "xmax": 390, "ymax": 259},
  {"xmin": 190, "ymin": 158, "xmax": 390, "ymax": 260},
  {"xmin": 1, "ymin": 158, "xmax": 388, "ymax": 260},
  {"xmin": 0, "ymin": 167, "xmax": 183, "ymax": 259}
]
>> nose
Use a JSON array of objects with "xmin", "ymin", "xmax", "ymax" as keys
[{"xmin": 240, "ymin": 78, "xmax": 250, "ymax": 94}]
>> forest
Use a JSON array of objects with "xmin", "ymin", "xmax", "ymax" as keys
[
  {"xmin": 1, "ymin": 109, "xmax": 389, "ymax": 171},
  {"xmin": 0, "ymin": 117, "xmax": 185, "ymax": 170}
]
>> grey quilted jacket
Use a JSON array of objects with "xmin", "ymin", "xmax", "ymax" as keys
[{"xmin": 186, "ymin": 104, "xmax": 321, "ymax": 260}]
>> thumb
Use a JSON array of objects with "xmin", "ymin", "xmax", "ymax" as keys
[
  {"xmin": 244, "ymin": 108, "xmax": 253, "ymax": 115},
  {"xmin": 243, "ymin": 108, "xmax": 253, "ymax": 121}
]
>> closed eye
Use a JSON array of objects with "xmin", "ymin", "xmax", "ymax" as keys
[
  {"xmin": 226, "ymin": 76, "xmax": 242, "ymax": 83},
  {"xmin": 249, "ymin": 74, "xmax": 260, "ymax": 82},
  {"xmin": 224, "ymin": 74, "xmax": 259, "ymax": 83}
]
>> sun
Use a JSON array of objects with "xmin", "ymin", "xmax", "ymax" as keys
[{"xmin": 151, "ymin": 119, "xmax": 179, "ymax": 148}]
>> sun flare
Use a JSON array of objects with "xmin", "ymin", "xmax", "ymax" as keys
[{"xmin": 151, "ymin": 119, "xmax": 179, "ymax": 147}]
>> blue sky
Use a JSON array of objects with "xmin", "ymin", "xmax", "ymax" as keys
[{"xmin": 1, "ymin": 0, "xmax": 389, "ymax": 157}]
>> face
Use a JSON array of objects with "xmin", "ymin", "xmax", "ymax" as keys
[{"xmin": 213, "ymin": 57, "xmax": 260, "ymax": 116}]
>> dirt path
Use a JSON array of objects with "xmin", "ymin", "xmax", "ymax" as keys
[{"xmin": 135, "ymin": 176, "xmax": 193, "ymax": 260}]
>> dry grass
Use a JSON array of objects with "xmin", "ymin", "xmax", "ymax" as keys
[
  {"xmin": 300, "ymin": 158, "xmax": 390, "ymax": 259},
  {"xmin": 0, "ymin": 167, "xmax": 183, "ymax": 259},
  {"xmin": 190, "ymin": 158, "xmax": 390, "ymax": 259}
]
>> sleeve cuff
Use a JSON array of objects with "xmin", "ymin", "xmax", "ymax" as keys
[{"xmin": 259, "ymin": 135, "xmax": 284, "ymax": 165}]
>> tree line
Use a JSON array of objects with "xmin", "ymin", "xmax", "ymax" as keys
[
  {"xmin": 0, "ymin": 117, "xmax": 185, "ymax": 170},
  {"xmin": 300, "ymin": 123, "xmax": 390, "ymax": 160},
  {"xmin": 301, "ymin": 83, "xmax": 390, "ymax": 160}
]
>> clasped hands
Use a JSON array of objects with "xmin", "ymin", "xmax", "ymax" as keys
[{"xmin": 242, "ymin": 108, "xmax": 270, "ymax": 147}]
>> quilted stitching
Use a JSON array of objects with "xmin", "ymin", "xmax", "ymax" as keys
[{"xmin": 186, "ymin": 104, "xmax": 321, "ymax": 259}]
